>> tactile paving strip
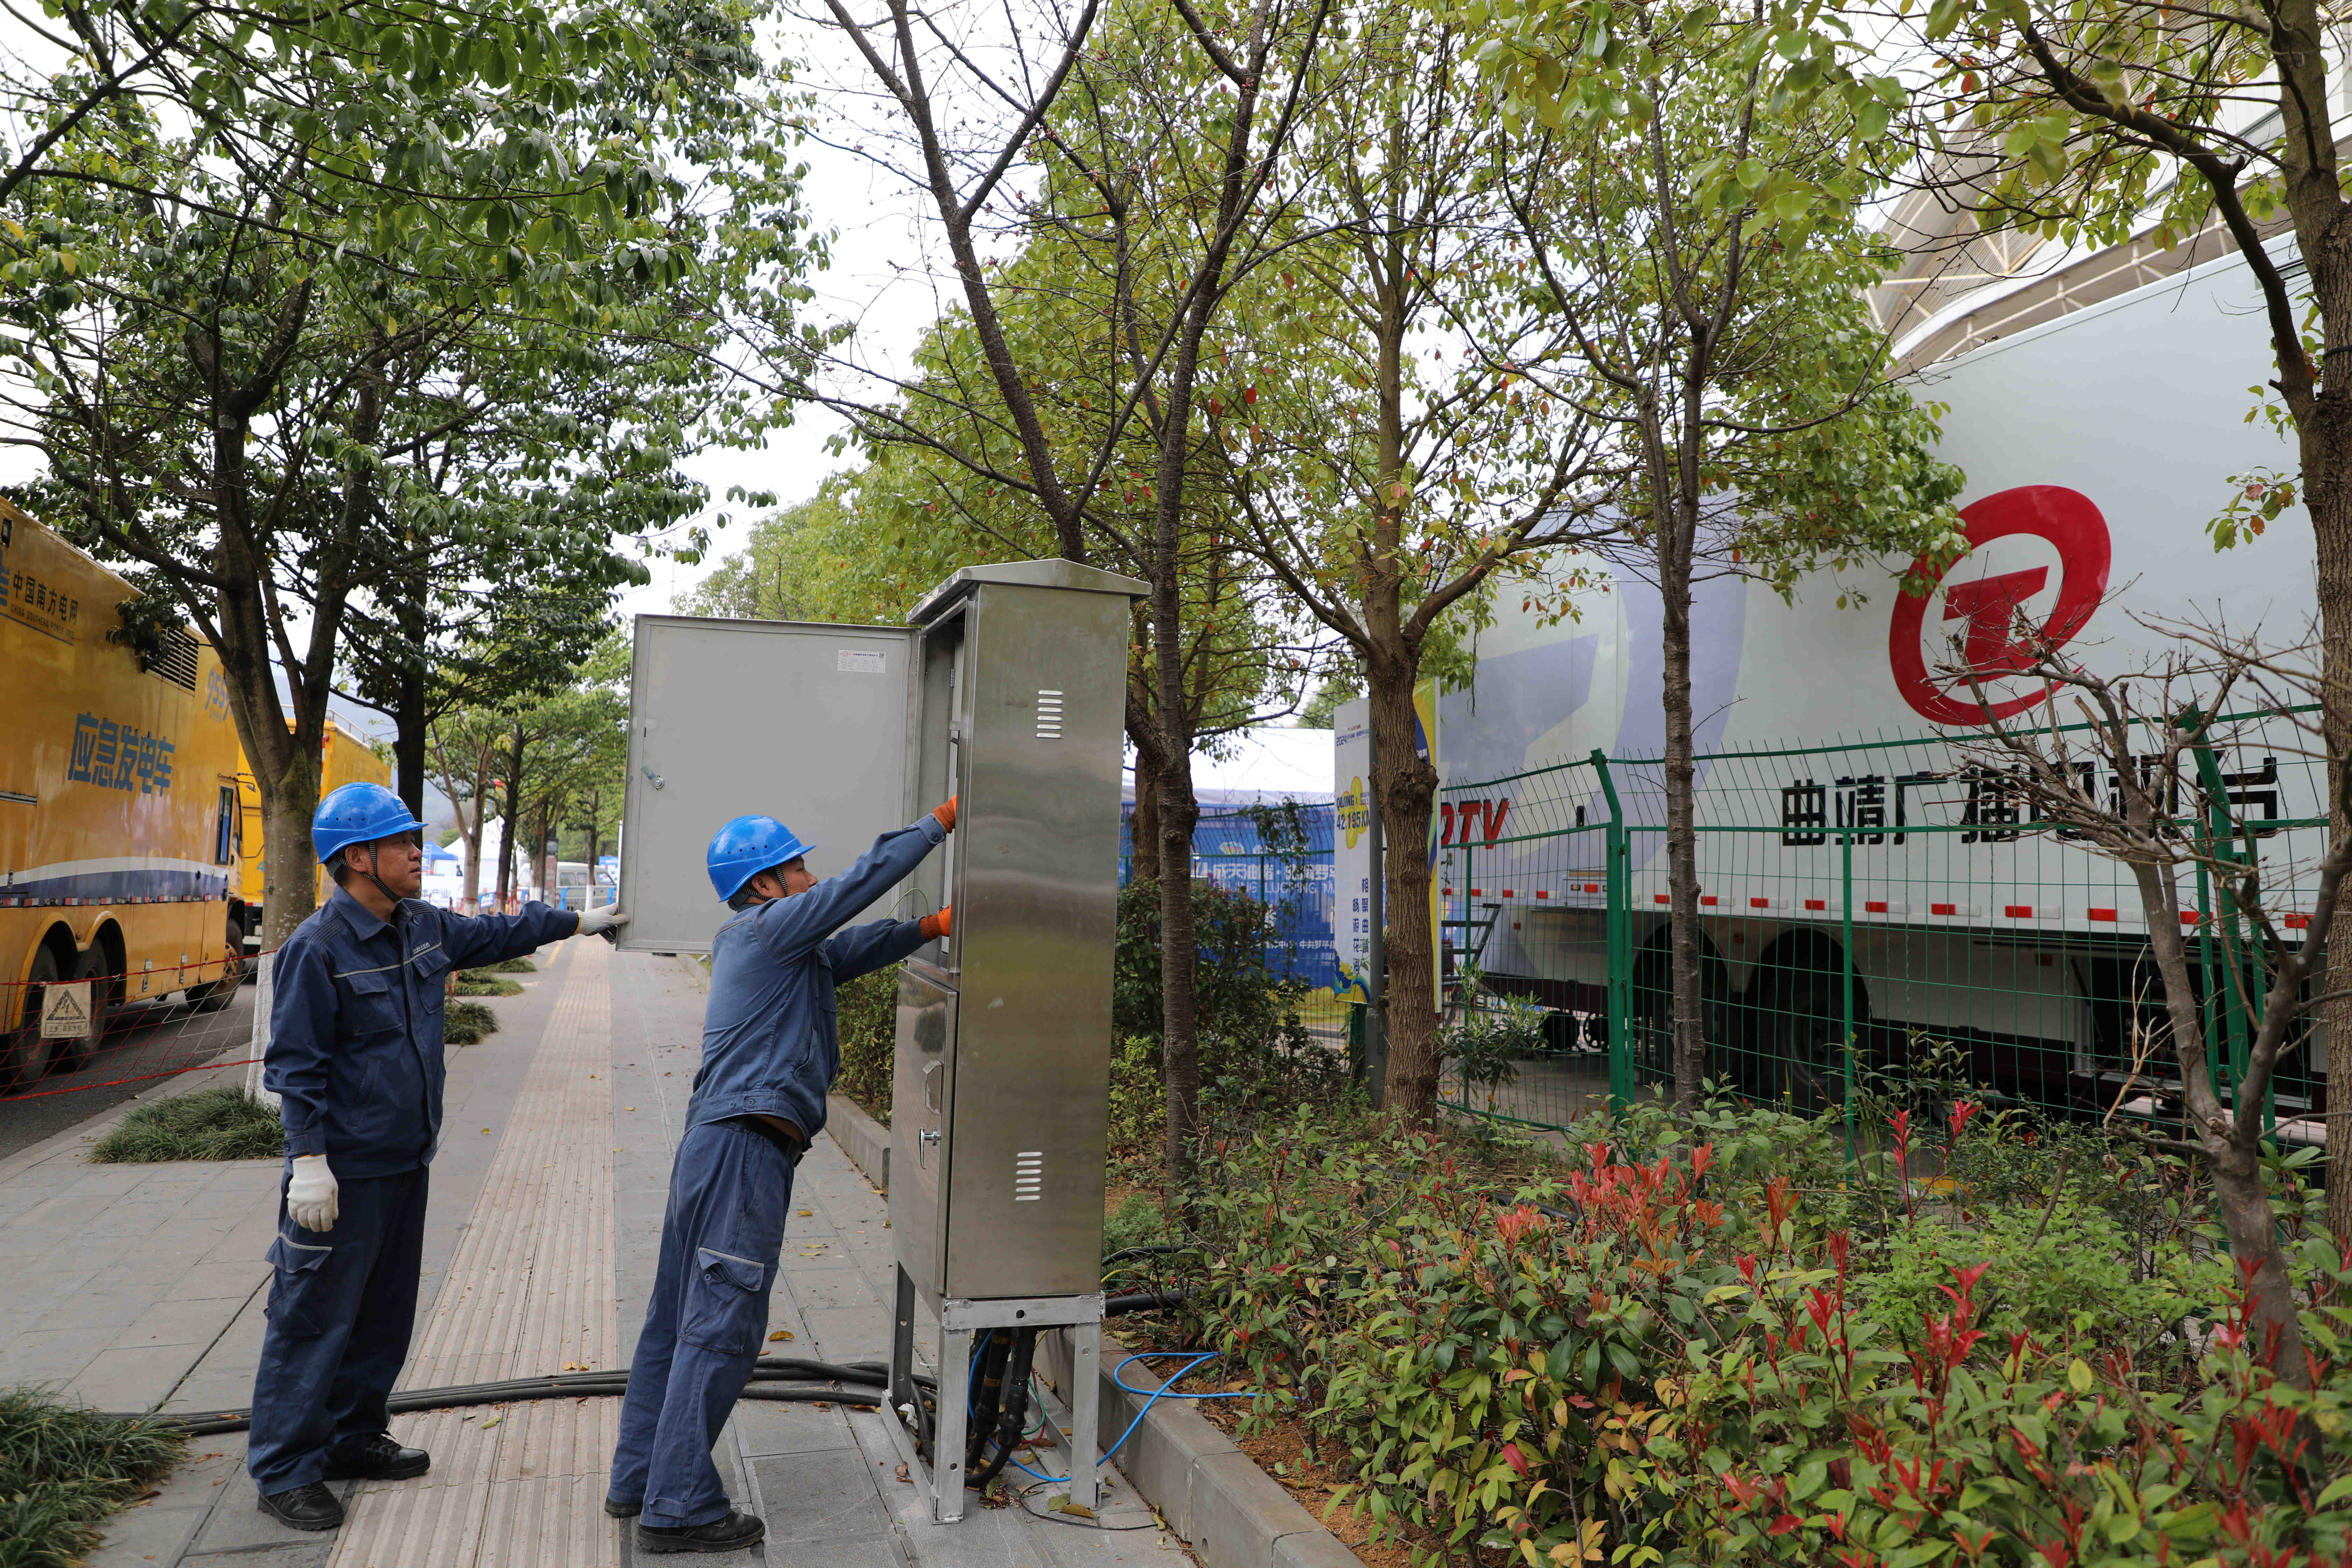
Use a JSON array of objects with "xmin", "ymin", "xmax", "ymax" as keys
[{"xmin": 328, "ymin": 939, "xmax": 620, "ymax": 1568}]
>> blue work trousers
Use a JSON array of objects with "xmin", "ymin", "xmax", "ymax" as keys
[
  {"xmin": 611, "ymin": 1121, "xmax": 795, "ymax": 1529},
  {"xmin": 247, "ymin": 1165, "xmax": 429, "ymax": 1493}
]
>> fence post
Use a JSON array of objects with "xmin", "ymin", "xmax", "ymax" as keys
[
  {"xmin": 2187, "ymin": 726, "xmax": 2261, "ymax": 1127},
  {"xmin": 1590, "ymin": 750, "xmax": 1630, "ymax": 1114},
  {"xmin": 1840, "ymin": 828, "xmax": 1857, "ymax": 1159}
]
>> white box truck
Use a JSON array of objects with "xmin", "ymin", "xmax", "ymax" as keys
[{"xmin": 1432, "ymin": 241, "xmax": 2325, "ymax": 1124}]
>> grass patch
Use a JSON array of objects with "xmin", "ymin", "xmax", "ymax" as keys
[
  {"xmin": 444, "ymin": 1001, "xmax": 499, "ymax": 1044},
  {"xmin": 89, "ymin": 1088, "xmax": 282, "ymax": 1163},
  {"xmin": 0, "ymin": 1385, "xmax": 186, "ymax": 1567},
  {"xmin": 482, "ymin": 957, "xmax": 536, "ymax": 973},
  {"xmin": 454, "ymin": 971, "xmax": 523, "ymax": 996}
]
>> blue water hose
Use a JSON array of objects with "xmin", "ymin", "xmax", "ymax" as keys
[{"xmin": 1008, "ymin": 1351, "xmax": 1252, "ymax": 1485}]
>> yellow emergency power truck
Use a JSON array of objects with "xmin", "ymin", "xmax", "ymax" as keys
[
  {"xmin": 231, "ymin": 714, "xmax": 388, "ymax": 951},
  {"xmin": 0, "ymin": 501, "xmax": 246, "ymax": 1088}
]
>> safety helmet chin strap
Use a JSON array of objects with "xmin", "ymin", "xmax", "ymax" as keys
[{"xmin": 348, "ymin": 839, "xmax": 407, "ymax": 915}]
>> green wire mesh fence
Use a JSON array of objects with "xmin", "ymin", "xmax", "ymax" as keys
[{"xmin": 1435, "ymin": 710, "xmax": 2331, "ymax": 1145}]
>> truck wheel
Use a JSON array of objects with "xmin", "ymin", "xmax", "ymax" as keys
[
  {"xmin": 0, "ymin": 947, "xmax": 66, "ymax": 1092},
  {"xmin": 189, "ymin": 912, "xmax": 245, "ymax": 1013},
  {"xmin": 50, "ymin": 947, "xmax": 119, "ymax": 1073},
  {"xmin": 1629, "ymin": 938, "xmax": 1737, "ymax": 1096},
  {"xmin": 1751, "ymin": 966, "xmax": 1867, "ymax": 1115}
]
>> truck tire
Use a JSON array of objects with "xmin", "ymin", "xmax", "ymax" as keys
[
  {"xmin": 50, "ymin": 946, "xmax": 119, "ymax": 1073},
  {"xmin": 0, "ymin": 946, "xmax": 66, "ymax": 1092},
  {"xmin": 1750, "ymin": 965, "xmax": 1866, "ymax": 1115},
  {"xmin": 1628, "ymin": 934, "xmax": 1736, "ymax": 1094}
]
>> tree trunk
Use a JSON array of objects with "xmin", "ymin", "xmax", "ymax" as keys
[
  {"xmin": 393, "ymin": 567, "xmax": 428, "ymax": 817},
  {"xmin": 1156, "ymin": 775, "xmax": 1202, "ymax": 1192},
  {"xmin": 1370, "ymin": 655, "xmax": 1441, "ymax": 1120},
  {"xmin": 1131, "ymin": 747, "xmax": 1162, "ymax": 886},
  {"xmin": 2136, "ymin": 860, "xmax": 2308, "ymax": 1379},
  {"xmin": 1660, "ymin": 512, "xmax": 1704, "ymax": 1108},
  {"xmin": 461, "ymin": 798, "xmax": 486, "ymax": 914},
  {"xmin": 496, "ymin": 724, "xmax": 524, "ymax": 910},
  {"xmin": 2305, "ymin": 405, "xmax": 2352, "ymax": 1249},
  {"xmin": 259, "ymin": 756, "xmax": 324, "ymax": 949}
]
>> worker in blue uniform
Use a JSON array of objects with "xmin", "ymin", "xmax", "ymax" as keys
[
  {"xmin": 607, "ymin": 802, "xmax": 954, "ymax": 1554},
  {"xmin": 249, "ymin": 782, "xmax": 630, "ymax": 1533}
]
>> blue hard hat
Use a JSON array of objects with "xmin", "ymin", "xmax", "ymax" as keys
[
  {"xmin": 707, "ymin": 815, "xmax": 815, "ymax": 903},
  {"xmin": 313, "ymin": 782, "xmax": 428, "ymax": 864}
]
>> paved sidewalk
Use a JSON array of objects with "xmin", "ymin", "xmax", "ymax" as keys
[
  {"xmin": 36, "ymin": 942, "xmax": 1191, "ymax": 1567},
  {"xmin": 0, "ymin": 939, "xmax": 583, "ymax": 1568}
]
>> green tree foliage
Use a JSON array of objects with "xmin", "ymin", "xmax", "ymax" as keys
[
  {"xmin": 0, "ymin": 0, "xmax": 816, "ymax": 944},
  {"xmin": 1206, "ymin": 0, "xmax": 1609, "ymax": 1121},
  {"xmin": 805, "ymin": 0, "xmax": 1334, "ymax": 1198},
  {"xmin": 1443, "ymin": 1, "xmax": 1965, "ymax": 1106}
]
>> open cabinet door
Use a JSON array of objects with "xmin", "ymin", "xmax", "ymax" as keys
[{"xmin": 618, "ymin": 615, "xmax": 916, "ymax": 953}]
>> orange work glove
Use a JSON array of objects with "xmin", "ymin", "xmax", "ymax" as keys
[
  {"xmin": 919, "ymin": 905, "xmax": 954, "ymax": 941},
  {"xmin": 931, "ymin": 796, "xmax": 958, "ymax": 833}
]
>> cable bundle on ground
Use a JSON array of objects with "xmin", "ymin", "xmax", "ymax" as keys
[{"xmin": 119, "ymin": 1357, "xmax": 908, "ymax": 1438}]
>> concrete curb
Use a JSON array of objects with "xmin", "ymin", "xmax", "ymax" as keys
[
  {"xmin": 825, "ymin": 1091, "xmax": 891, "ymax": 1191},
  {"xmin": 820, "ymin": 1088, "xmax": 1361, "ymax": 1568}
]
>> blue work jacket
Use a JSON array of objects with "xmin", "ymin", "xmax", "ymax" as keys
[
  {"xmin": 687, "ymin": 815, "xmax": 945, "ymax": 1142},
  {"xmin": 267, "ymin": 886, "xmax": 579, "ymax": 1177}
]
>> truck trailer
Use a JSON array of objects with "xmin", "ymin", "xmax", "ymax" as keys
[
  {"xmin": 1432, "ymin": 239, "xmax": 2327, "ymax": 1126},
  {"xmin": 0, "ymin": 502, "xmax": 247, "ymax": 1088}
]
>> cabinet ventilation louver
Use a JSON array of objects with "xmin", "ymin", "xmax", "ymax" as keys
[
  {"xmin": 1035, "ymin": 690, "xmax": 1064, "ymax": 740},
  {"xmin": 1013, "ymin": 1151, "xmax": 1044, "ymax": 1201}
]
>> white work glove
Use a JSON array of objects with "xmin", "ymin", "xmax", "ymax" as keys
[
  {"xmin": 286, "ymin": 1154, "xmax": 338, "ymax": 1233},
  {"xmin": 575, "ymin": 907, "xmax": 629, "ymax": 943}
]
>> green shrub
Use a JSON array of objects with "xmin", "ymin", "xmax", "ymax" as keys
[
  {"xmin": 482, "ymin": 957, "xmax": 536, "ymax": 974},
  {"xmin": 1112, "ymin": 879, "xmax": 1342, "ymax": 1138},
  {"xmin": 1103, "ymin": 1191, "xmax": 1170, "ymax": 1259},
  {"xmin": 1108, "ymin": 1036, "xmax": 1164, "ymax": 1160},
  {"xmin": 89, "ymin": 1087, "xmax": 282, "ymax": 1163},
  {"xmin": 833, "ymin": 967, "xmax": 896, "ymax": 1124},
  {"xmin": 455, "ymin": 971, "xmax": 523, "ymax": 996},
  {"xmin": 1442, "ymin": 967, "xmax": 1546, "ymax": 1112},
  {"xmin": 444, "ymin": 1001, "xmax": 499, "ymax": 1044},
  {"xmin": 1856, "ymin": 1199, "xmax": 2234, "ymax": 1352},
  {"xmin": 0, "ymin": 1386, "xmax": 185, "ymax": 1568},
  {"xmin": 1162, "ymin": 1092, "xmax": 2346, "ymax": 1567}
]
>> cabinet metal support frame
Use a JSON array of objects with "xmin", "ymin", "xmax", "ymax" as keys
[{"xmin": 884, "ymin": 1264, "xmax": 1102, "ymax": 1525}]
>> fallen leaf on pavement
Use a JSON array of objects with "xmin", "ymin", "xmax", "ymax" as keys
[{"xmin": 768, "ymin": 1330, "xmax": 794, "ymax": 1342}]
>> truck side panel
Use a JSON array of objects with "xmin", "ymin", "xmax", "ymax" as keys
[{"xmin": 0, "ymin": 503, "xmax": 242, "ymax": 1033}]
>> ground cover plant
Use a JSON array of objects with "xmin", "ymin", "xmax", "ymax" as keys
[
  {"xmin": 0, "ymin": 1386, "xmax": 184, "ymax": 1567},
  {"xmin": 455, "ymin": 970, "xmax": 524, "ymax": 997},
  {"xmin": 444, "ymin": 1001, "xmax": 500, "ymax": 1045},
  {"xmin": 1144, "ymin": 1087, "xmax": 2350, "ymax": 1567},
  {"xmin": 89, "ymin": 1087, "xmax": 283, "ymax": 1163}
]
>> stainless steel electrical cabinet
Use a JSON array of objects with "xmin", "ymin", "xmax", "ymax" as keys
[
  {"xmin": 888, "ymin": 561, "xmax": 1139, "ymax": 1298},
  {"xmin": 617, "ymin": 616, "xmax": 917, "ymax": 954},
  {"xmin": 883, "ymin": 559, "xmax": 1144, "ymax": 1524}
]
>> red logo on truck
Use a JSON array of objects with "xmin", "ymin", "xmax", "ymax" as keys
[{"xmin": 1888, "ymin": 485, "xmax": 2110, "ymax": 726}]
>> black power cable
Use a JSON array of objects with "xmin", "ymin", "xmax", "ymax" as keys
[
  {"xmin": 966, "ymin": 1329, "xmax": 1040, "ymax": 1489},
  {"xmin": 124, "ymin": 1357, "xmax": 917, "ymax": 1438}
]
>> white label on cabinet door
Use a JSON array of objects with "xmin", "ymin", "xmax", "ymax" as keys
[{"xmin": 836, "ymin": 650, "xmax": 887, "ymax": 674}]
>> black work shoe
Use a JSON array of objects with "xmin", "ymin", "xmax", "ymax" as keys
[
  {"xmin": 258, "ymin": 1481, "xmax": 345, "ymax": 1531},
  {"xmin": 636, "ymin": 1510, "xmax": 765, "ymax": 1554},
  {"xmin": 323, "ymin": 1433, "xmax": 430, "ymax": 1482},
  {"xmin": 604, "ymin": 1496, "xmax": 643, "ymax": 1518}
]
